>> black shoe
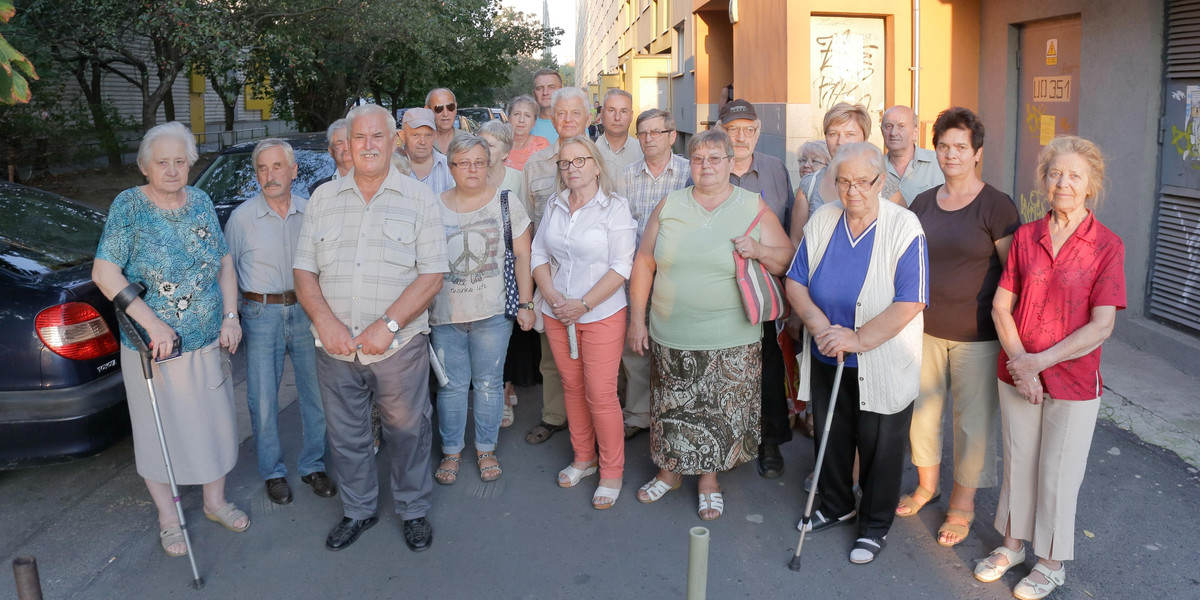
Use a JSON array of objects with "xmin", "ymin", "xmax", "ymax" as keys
[
  {"xmin": 265, "ymin": 477, "xmax": 293, "ymax": 505},
  {"xmin": 757, "ymin": 443, "xmax": 785, "ymax": 478},
  {"xmin": 301, "ymin": 471, "xmax": 337, "ymax": 498},
  {"xmin": 325, "ymin": 515, "xmax": 378, "ymax": 551},
  {"xmin": 796, "ymin": 509, "xmax": 857, "ymax": 533},
  {"xmin": 402, "ymin": 517, "xmax": 433, "ymax": 552}
]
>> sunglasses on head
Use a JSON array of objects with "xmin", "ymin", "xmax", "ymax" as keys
[{"xmin": 432, "ymin": 103, "xmax": 457, "ymax": 114}]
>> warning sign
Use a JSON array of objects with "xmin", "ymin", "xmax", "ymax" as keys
[{"xmin": 1046, "ymin": 39, "xmax": 1058, "ymax": 66}]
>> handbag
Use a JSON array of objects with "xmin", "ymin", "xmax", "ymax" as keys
[
  {"xmin": 734, "ymin": 205, "xmax": 790, "ymax": 325},
  {"xmin": 499, "ymin": 190, "xmax": 519, "ymax": 320}
]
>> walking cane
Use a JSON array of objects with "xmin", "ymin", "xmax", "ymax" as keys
[
  {"xmin": 111, "ymin": 283, "xmax": 205, "ymax": 589},
  {"xmin": 787, "ymin": 360, "xmax": 844, "ymax": 571}
]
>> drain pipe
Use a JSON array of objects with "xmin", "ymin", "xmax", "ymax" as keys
[
  {"xmin": 687, "ymin": 527, "xmax": 710, "ymax": 600},
  {"xmin": 912, "ymin": 0, "xmax": 921, "ymax": 116}
]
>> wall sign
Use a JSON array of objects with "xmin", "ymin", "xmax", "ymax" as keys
[
  {"xmin": 1032, "ymin": 76, "xmax": 1071, "ymax": 102},
  {"xmin": 1046, "ymin": 38, "xmax": 1058, "ymax": 65}
]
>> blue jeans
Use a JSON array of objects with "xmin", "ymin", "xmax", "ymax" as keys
[
  {"xmin": 240, "ymin": 298, "xmax": 326, "ymax": 480},
  {"xmin": 430, "ymin": 313, "xmax": 513, "ymax": 453}
]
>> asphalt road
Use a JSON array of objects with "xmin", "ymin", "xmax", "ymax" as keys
[{"xmin": 3, "ymin": 380, "xmax": 1199, "ymax": 599}]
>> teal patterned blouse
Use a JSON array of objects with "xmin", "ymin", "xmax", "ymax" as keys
[{"xmin": 96, "ymin": 186, "xmax": 228, "ymax": 352}]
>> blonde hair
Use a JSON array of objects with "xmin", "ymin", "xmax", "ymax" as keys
[
  {"xmin": 822, "ymin": 103, "xmax": 871, "ymax": 139},
  {"xmin": 1036, "ymin": 135, "xmax": 1106, "ymax": 209},
  {"xmin": 555, "ymin": 135, "xmax": 615, "ymax": 194}
]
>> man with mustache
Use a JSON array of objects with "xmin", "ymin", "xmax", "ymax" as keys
[
  {"xmin": 881, "ymin": 105, "xmax": 943, "ymax": 206},
  {"xmin": 295, "ymin": 105, "xmax": 448, "ymax": 552},
  {"xmin": 225, "ymin": 139, "xmax": 335, "ymax": 505}
]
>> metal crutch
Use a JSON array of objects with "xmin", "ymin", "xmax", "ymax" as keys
[
  {"xmin": 788, "ymin": 360, "xmax": 844, "ymax": 571},
  {"xmin": 112, "ymin": 283, "xmax": 204, "ymax": 589}
]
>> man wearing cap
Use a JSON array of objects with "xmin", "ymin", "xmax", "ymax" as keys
[
  {"xmin": 880, "ymin": 105, "xmax": 943, "ymax": 206},
  {"xmin": 309, "ymin": 118, "xmax": 353, "ymax": 196},
  {"xmin": 425, "ymin": 87, "xmax": 462, "ymax": 155},
  {"xmin": 226, "ymin": 138, "xmax": 335, "ymax": 506},
  {"xmin": 718, "ymin": 98, "xmax": 796, "ymax": 480},
  {"xmin": 595, "ymin": 89, "xmax": 642, "ymax": 177},
  {"xmin": 401, "ymin": 107, "xmax": 454, "ymax": 194},
  {"xmin": 519, "ymin": 85, "xmax": 592, "ymax": 446},
  {"xmin": 295, "ymin": 104, "xmax": 447, "ymax": 553}
]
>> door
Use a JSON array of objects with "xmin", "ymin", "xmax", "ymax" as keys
[{"xmin": 1013, "ymin": 16, "xmax": 1081, "ymax": 223}]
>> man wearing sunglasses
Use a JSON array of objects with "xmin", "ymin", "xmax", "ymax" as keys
[
  {"xmin": 426, "ymin": 88, "xmax": 462, "ymax": 156},
  {"xmin": 717, "ymin": 99, "xmax": 797, "ymax": 481}
]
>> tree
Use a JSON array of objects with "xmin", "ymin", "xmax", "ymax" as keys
[{"xmin": 0, "ymin": 0, "xmax": 38, "ymax": 104}]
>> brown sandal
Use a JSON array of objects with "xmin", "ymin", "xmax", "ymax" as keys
[
  {"xmin": 525, "ymin": 421, "xmax": 566, "ymax": 444},
  {"xmin": 895, "ymin": 485, "xmax": 940, "ymax": 517},
  {"xmin": 937, "ymin": 508, "xmax": 974, "ymax": 547}
]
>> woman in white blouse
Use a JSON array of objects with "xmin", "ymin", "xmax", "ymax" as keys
[{"xmin": 531, "ymin": 135, "xmax": 637, "ymax": 510}]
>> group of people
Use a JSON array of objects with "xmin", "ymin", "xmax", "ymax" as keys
[{"xmin": 93, "ymin": 65, "xmax": 1124, "ymax": 600}]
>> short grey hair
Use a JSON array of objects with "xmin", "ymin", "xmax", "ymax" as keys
[
  {"xmin": 447, "ymin": 134, "xmax": 491, "ymax": 166},
  {"xmin": 508, "ymin": 95, "xmax": 538, "ymax": 117},
  {"xmin": 425, "ymin": 87, "xmax": 456, "ymax": 107},
  {"xmin": 882, "ymin": 105, "xmax": 919, "ymax": 127},
  {"xmin": 687, "ymin": 128, "xmax": 733, "ymax": 159},
  {"xmin": 551, "ymin": 87, "xmax": 588, "ymax": 114},
  {"xmin": 797, "ymin": 140, "xmax": 831, "ymax": 162},
  {"xmin": 829, "ymin": 141, "xmax": 886, "ymax": 181},
  {"xmin": 479, "ymin": 120, "xmax": 513, "ymax": 155},
  {"xmin": 636, "ymin": 108, "xmax": 675, "ymax": 132},
  {"xmin": 251, "ymin": 138, "xmax": 295, "ymax": 167},
  {"xmin": 391, "ymin": 151, "xmax": 412, "ymax": 176},
  {"xmin": 325, "ymin": 118, "xmax": 349, "ymax": 148},
  {"xmin": 345, "ymin": 104, "xmax": 396, "ymax": 138},
  {"xmin": 602, "ymin": 88, "xmax": 632, "ymax": 106},
  {"xmin": 137, "ymin": 122, "xmax": 198, "ymax": 169}
]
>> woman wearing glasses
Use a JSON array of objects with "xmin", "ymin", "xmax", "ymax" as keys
[
  {"xmin": 428, "ymin": 135, "xmax": 535, "ymax": 485},
  {"xmin": 790, "ymin": 102, "xmax": 873, "ymax": 245},
  {"xmin": 785, "ymin": 142, "xmax": 928, "ymax": 564},
  {"xmin": 797, "ymin": 140, "xmax": 831, "ymax": 178},
  {"xmin": 531, "ymin": 135, "xmax": 636, "ymax": 510},
  {"xmin": 627, "ymin": 128, "xmax": 792, "ymax": 520}
]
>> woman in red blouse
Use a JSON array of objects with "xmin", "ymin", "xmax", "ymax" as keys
[{"xmin": 975, "ymin": 136, "xmax": 1125, "ymax": 600}]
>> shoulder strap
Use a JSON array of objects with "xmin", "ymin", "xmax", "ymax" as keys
[
  {"xmin": 500, "ymin": 190, "xmax": 514, "ymax": 252},
  {"xmin": 744, "ymin": 192, "xmax": 769, "ymax": 236}
]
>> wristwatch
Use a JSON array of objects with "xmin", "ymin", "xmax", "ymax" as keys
[
  {"xmin": 519, "ymin": 301, "xmax": 536, "ymax": 311},
  {"xmin": 380, "ymin": 314, "xmax": 400, "ymax": 333},
  {"xmin": 224, "ymin": 311, "xmax": 238, "ymax": 320}
]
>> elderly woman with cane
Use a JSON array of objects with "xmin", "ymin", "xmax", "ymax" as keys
[
  {"xmin": 628, "ymin": 128, "xmax": 793, "ymax": 520},
  {"xmin": 92, "ymin": 122, "xmax": 248, "ymax": 558},
  {"xmin": 532, "ymin": 135, "xmax": 636, "ymax": 510},
  {"xmin": 785, "ymin": 142, "xmax": 928, "ymax": 564},
  {"xmin": 974, "ymin": 136, "xmax": 1124, "ymax": 600}
]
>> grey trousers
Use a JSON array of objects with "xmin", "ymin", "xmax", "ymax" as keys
[{"xmin": 315, "ymin": 335, "xmax": 433, "ymax": 521}]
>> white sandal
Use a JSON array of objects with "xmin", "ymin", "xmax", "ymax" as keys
[
  {"xmin": 974, "ymin": 545, "xmax": 1026, "ymax": 583},
  {"xmin": 697, "ymin": 492, "xmax": 724, "ymax": 521},
  {"xmin": 1013, "ymin": 563, "xmax": 1065, "ymax": 600},
  {"xmin": 592, "ymin": 485, "xmax": 621, "ymax": 510},
  {"xmin": 557, "ymin": 462, "xmax": 598, "ymax": 488},
  {"xmin": 637, "ymin": 476, "xmax": 682, "ymax": 503}
]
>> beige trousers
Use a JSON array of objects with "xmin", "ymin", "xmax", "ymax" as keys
[
  {"xmin": 994, "ymin": 381, "xmax": 1100, "ymax": 561},
  {"xmin": 539, "ymin": 332, "xmax": 566, "ymax": 426},
  {"xmin": 620, "ymin": 345, "xmax": 653, "ymax": 428},
  {"xmin": 909, "ymin": 335, "xmax": 1001, "ymax": 488}
]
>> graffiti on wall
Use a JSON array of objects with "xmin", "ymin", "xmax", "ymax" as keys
[{"xmin": 810, "ymin": 16, "xmax": 885, "ymax": 117}]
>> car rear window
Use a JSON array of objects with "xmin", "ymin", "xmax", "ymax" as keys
[
  {"xmin": 193, "ymin": 149, "xmax": 334, "ymax": 206},
  {"xmin": 0, "ymin": 185, "xmax": 104, "ymax": 275}
]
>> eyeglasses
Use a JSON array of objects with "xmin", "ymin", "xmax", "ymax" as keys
[
  {"xmin": 725, "ymin": 126, "xmax": 759, "ymax": 137},
  {"xmin": 636, "ymin": 129, "xmax": 675, "ymax": 139},
  {"xmin": 798, "ymin": 157, "xmax": 828, "ymax": 167},
  {"xmin": 835, "ymin": 174, "xmax": 881, "ymax": 192},
  {"xmin": 557, "ymin": 156, "xmax": 596, "ymax": 170},
  {"xmin": 432, "ymin": 103, "xmax": 457, "ymax": 114},
  {"xmin": 690, "ymin": 155, "xmax": 731, "ymax": 167},
  {"xmin": 450, "ymin": 160, "xmax": 488, "ymax": 170}
]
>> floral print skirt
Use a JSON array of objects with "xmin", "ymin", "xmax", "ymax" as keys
[{"xmin": 649, "ymin": 341, "xmax": 761, "ymax": 475}]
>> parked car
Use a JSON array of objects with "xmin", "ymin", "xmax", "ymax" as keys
[
  {"xmin": 0, "ymin": 182, "xmax": 129, "ymax": 469},
  {"xmin": 459, "ymin": 106, "xmax": 508, "ymax": 125},
  {"xmin": 191, "ymin": 133, "xmax": 336, "ymax": 226},
  {"xmin": 395, "ymin": 107, "xmax": 481, "ymax": 135}
]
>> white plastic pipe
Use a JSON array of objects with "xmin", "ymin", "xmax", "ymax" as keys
[
  {"xmin": 687, "ymin": 527, "xmax": 710, "ymax": 600},
  {"xmin": 912, "ymin": 0, "xmax": 921, "ymax": 115}
]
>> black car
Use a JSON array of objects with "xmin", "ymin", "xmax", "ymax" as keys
[
  {"xmin": 191, "ymin": 133, "xmax": 336, "ymax": 226},
  {"xmin": 0, "ymin": 182, "xmax": 129, "ymax": 469}
]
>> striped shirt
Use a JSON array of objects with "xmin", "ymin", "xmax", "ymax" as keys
[
  {"xmin": 294, "ymin": 166, "xmax": 448, "ymax": 364},
  {"xmin": 410, "ymin": 151, "xmax": 454, "ymax": 194},
  {"xmin": 622, "ymin": 154, "xmax": 690, "ymax": 244}
]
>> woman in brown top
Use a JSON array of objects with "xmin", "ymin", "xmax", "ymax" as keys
[{"xmin": 898, "ymin": 108, "xmax": 1021, "ymax": 547}]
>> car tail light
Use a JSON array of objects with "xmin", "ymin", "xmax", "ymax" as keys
[{"xmin": 35, "ymin": 302, "xmax": 120, "ymax": 360}]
